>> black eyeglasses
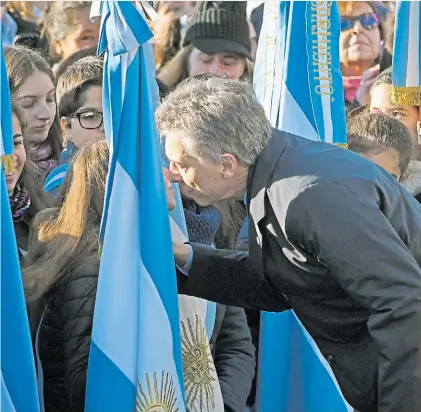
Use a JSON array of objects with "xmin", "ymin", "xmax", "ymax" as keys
[
  {"xmin": 69, "ymin": 110, "xmax": 103, "ymax": 130},
  {"xmin": 340, "ymin": 13, "xmax": 379, "ymax": 31}
]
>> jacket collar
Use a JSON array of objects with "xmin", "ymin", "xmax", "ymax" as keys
[{"xmin": 246, "ymin": 128, "xmax": 287, "ymax": 225}]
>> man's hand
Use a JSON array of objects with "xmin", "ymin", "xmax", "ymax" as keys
[{"xmin": 173, "ymin": 242, "xmax": 190, "ymax": 267}]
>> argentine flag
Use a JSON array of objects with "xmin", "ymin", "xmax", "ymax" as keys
[
  {"xmin": 85, "ymin": 2, "xmax": 185, "ymax": 411},
  {"xmin": 254, "ymin": 2, "xmax": 351, "ymax": 411},
  {"xmin": 254, "ymin": 0, "xmax": 347, "ymax": 146},
  {"xmin": 1, "ymin": 45, "xmax": 41, "ymax": 412}
]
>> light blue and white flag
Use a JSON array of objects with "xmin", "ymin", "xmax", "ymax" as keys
[
  {"xmin": 1, "ymin": 45, "xmax": 41, "ymax": 412},
  {"xmin": 391, "ymin": 0, "xmax": 421, "ymax": 106},
  {"xmin": 254, "ymin": 0, "xmax": 347, "ymax": 146},
  {"xmin": 254, "ymin": 2, "xmax": 351, "ymax": 411},
  {"xmin": 85, "ymin": 2, "xmax": 185, "ymax": 410}
]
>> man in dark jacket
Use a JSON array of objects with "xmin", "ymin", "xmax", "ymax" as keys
[{"xmin": 156, "ymin": 76, "xmax": 421, "ymax": 412}]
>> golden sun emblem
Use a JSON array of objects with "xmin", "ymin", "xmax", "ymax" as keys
[
  {"xmin": 136, "ymin": 371, "xmax": 179, "ymax": 412},
  {"xmin": 181, "ymin": 314, "xmax": 216, "ymax": 412}
]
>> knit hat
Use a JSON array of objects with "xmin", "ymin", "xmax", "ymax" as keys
[{"xmin": 182, "ymin": 1, "xmax": 252, "ymax": 60}]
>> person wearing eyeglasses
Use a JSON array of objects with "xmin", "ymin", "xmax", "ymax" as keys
[
  {"xmin": 44, "ymin": 56, "xmax": 104, "ymax": 196},
  {"xmin": 338, "ymin": 1, "xmax": 385, "ymax": 110}
]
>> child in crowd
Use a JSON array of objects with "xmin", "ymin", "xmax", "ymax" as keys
[
  {"xmin": 347, "ymin": 111, "xmax": 413, "ymax": 182},
  {"xmin": 370, "ymin": 68, "xmax": 420, "ymax": 158},
  {"xmin": 40, "ymin": 1, "xmax": 100, "ymax": 72},
  {"xmin": 44, "ymin": 56, "xmax": 104, "ymax": 195},
  {"xmin": 8, "ymin": 105, "xmax": 51, "ymax": 256},
  {"xmin": 5, "ymin": 46, "xmax": 63, "ymax": 179}
]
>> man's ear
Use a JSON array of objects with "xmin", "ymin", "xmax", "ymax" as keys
[{"xmin": 220, "ymin": 153, "xmax": 238, "ymax": 178}]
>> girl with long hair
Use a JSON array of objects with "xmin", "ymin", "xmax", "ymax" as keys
[
  {"xmin": 8, "ymin": 106, "xmax": 51, "ymax": 256},
  {"xmin": 5, "ymin": 46, "xmax": 63, "ymax": 178},
  {"xmin": 23, "ymin": 140, "xmax": 108, "ymax": 412}
]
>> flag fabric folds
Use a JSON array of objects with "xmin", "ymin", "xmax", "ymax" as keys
[
  {"xmin": 1, "ymin": 46, "xmax": 41, "ymax": 412},
  {"xmin": 253, "ymin": 0, "xmax": 347, "ymax": 146},
  {"xmin": 256, "ymin": 312, "xmax": 352, "ymax": 412},
  {"xmin": 85, "ymin": 2, "xmax": 185, "ymax": 411},
  {"xmin": 391, "ymin": 0, "xmax": 421, "ymax": 106},
  {"xmin": 253, "ymin": 2, "xmax": 351, "ymax": 411}
]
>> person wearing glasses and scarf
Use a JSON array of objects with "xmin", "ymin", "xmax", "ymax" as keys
[
  {"xmin": 338, "ymin": 1, "xmax": 387, "ymax": 110},
  {"xmin": 44, "ymin": 56, "xmax": 105, "ymax": 196}
]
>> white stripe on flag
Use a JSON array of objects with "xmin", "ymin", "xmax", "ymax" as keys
[
  {"xmin": 407, "ymin": 1, "xmax": 420, "ymax": 87},
  {"xmin": 169, "ymin": 216, "xmax": 187, "ymax": 243}
]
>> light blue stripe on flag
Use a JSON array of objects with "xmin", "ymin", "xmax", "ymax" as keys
[
  {"xmin": 253, "ymin": 2, "xmax": 350, "ymax": 411},
  {"xmin": 1, "ymin": 372, "xmax": 16, "ymax": 412},
  {"xmin": 391, "ymin": 0, "xmax": 421, "ymax": 109},
  {"xmin": 392, "ymin": 1, "xmax": 421, "ymax": 89},
  {"xmin": 392, "ymin": 1, "xmax": 411, "ymax": 88},
  {"xmin": 256, "ymin": 312, "xmax": 352, "ymax": 412},
  {"xmin": 1, "ymin": 45, "xmax": 41, "ymax": 412},
  {"xmin": 86, "ymin": 2, "xmax": 185, "ymax": 410}
]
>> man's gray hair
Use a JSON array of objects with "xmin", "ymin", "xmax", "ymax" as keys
[{"xmin": 156, "ymin": 76, "xmax": 272, "ymax": 166}]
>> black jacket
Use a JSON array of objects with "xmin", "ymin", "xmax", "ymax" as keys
[
  {"xmin": 178, "ymin": 128, "xmax": 421, "ymax": 412},
  {"xmin": 40, "ymin": 259, "xmax": 98, "ymax": 412},
  {"xmin": 210, "ymin": 304, "xmax": 255, "ymax": 412},
  {"xmin": 14, "ymin": 219, "xmax": 30, "ymax": 253},
  {"xmin": 40, "ymin": 258, "xmax": 255, "ymax": 412}
]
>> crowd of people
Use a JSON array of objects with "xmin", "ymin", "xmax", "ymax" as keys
[{"xmin": 2, "ymin": 1, "xmax": 421, "ymax": 412}]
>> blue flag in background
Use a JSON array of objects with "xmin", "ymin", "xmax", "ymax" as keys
[
  {"xmin": 254, "ymin": 0, "xmax": 347, "ymax": 146},
  {"xmin": 1, "ymin": 44, "xmax": 40, "ymax": 412},
  {"xmin": 390, "ymin": 0, "xmax": 421, "ymax": 106},
  {"xmin": 85, "ymin": 2, "xmax": 185, "ymax": 411},
  {"xmin": 253, "ymin": 2, "xmax": 351, "ymax": 411}
]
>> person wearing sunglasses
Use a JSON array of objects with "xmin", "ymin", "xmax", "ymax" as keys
[
  {"xmin": 339, "ymin": 1, "xmax": 384, "ymax": 110},
  {"xmin": 44, "ymin": 56, "xmax": 105, "ymax": 196}
]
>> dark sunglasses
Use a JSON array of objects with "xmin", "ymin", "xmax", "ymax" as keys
[{"xmin": 340, "ymin": 13, "xmax": 380, "ymax": 31}]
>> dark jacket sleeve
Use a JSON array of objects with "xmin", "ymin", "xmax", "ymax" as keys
[
  {"xmin": 283, "ymin": 180, "xmax": 421, "ymax": 412},
  {"xmin": 56, "ymin": 264, "xmax": 98, "ymax": 411},
  {"xmin": 214, "ymin": 306, "xmax": 255, "ymax": 412},
  {"xmin": 178, "ymin": 246, "xmax": 282, "ymax": 311}
]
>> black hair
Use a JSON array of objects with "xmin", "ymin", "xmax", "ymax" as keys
[{"xmin": 348, "ymin": 111, "xmax": 413, "ymax": 177}]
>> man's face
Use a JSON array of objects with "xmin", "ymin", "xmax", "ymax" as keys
[{"xmin": 165, "ymin": 133, "xmax": 226, "ymax": 206}]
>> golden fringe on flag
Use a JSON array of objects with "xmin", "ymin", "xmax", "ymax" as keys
[
  {"xmin": 390, "ymin": 86, "xmax": 421, "ymax": 107},
  {"xmin": 1, "ymin": 154, "xmax": 16, "ymax": 174}
]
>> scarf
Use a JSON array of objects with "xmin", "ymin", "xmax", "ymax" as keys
[
  {"xmin": 342, "ymin": 75, "xmax": 362, "ymax": 104},
  {"xmin": 9, "ymin": 184, "xmax": 31, "ymax": 223},
  {"xmin": 28, "ymin": 142, "xmax": 58, "ymax": 177},
  {"xmin": 183, "ymin": 198, "xmax": 221, "ymax": 246}
]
